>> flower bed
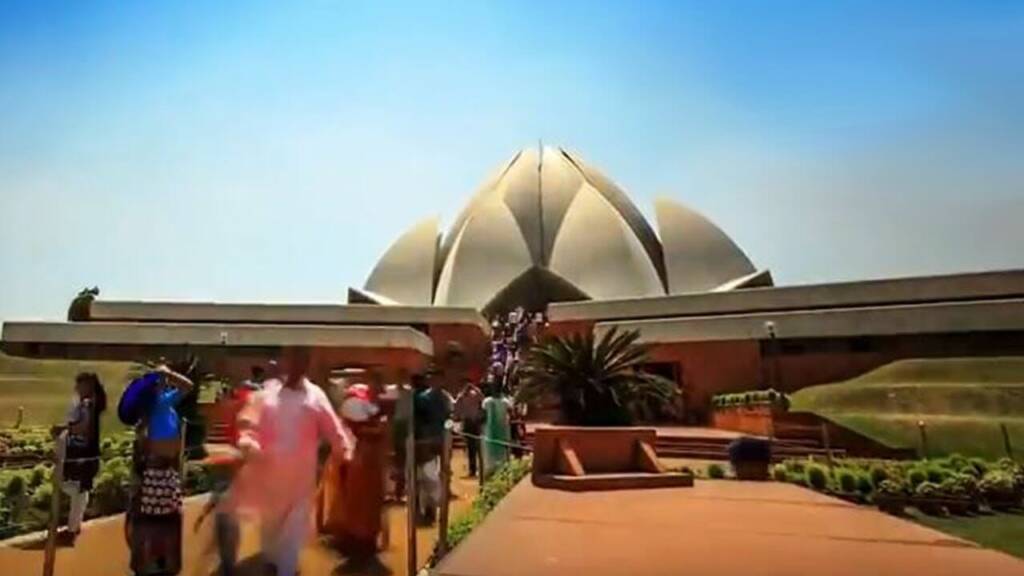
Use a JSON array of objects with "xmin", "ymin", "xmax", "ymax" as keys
[
  {"xmin": 710, "ymin": 389, "xmax": 789, "ymax": 436},
  {"xmin": 0, "ymin": 429, "xmax": 214, "ymax": 540},
  {"xmin": 771, "ymin": 454, "xmax": 1024, "ymax": 517}
]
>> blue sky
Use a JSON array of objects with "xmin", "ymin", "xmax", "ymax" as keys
[{"xmin": 1, "ymin": 1, "xmax": 1022, "ymax": 319}]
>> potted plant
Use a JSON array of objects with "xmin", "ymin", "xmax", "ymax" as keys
[
  {"xmin": 914, "ymin": 481, "xmax": 948, "ymax": 516},
  {"xmin": 727, "ymin": 436, "xmax": 772, "ymax": 481},
  {"xmin": 938, "ymin": 477, "xmax": 972, "ymax": 515},
  {"xmin": 875, "ymin": 479, "xmax": 907, "ymax": 515},
  {"xmin": 980, "ymin": 470, "xmax": 1020, "ymax": 511}
]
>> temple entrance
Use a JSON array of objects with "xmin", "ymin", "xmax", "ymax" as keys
[{"xmin": 642, "ymin": 362, "xmax": 684, "ymax": 423}]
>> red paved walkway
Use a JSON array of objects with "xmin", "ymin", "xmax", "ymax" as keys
[{"xmin": 436, "ymin": 479, "xmax": 1024, "ymax": 576}]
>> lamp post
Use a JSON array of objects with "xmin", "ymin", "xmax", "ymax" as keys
[
  {"xmin": 763, "ymin": 321, "xmax": 780, "ymax": 391},
  {"xmin": 763, "ymin": 321, "xmax": 780, "ymax": 445}
]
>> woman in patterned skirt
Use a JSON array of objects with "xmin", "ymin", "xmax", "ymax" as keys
[{"xmin": 124, "ymin": 362, "xmax": 193, "ymax": 576}]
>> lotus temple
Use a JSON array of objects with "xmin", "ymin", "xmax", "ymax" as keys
[{"xmin": 3, "ymin": 145, "xmax": 1024, "ymax": 422}]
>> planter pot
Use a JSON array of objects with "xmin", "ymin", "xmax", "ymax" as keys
[
  {"xmin": 942, "ymin": 497, "xmax": 973, "ymax": 516},
  {"xmin": 828, "ymin": 491, "xmax": 864, "ymax": 505},
  {"xmin": 985, "ymin": 495, "xmax": 1021, "ymax": 511},
  {"xmin": 733, "ymin": 460, "xmax": 770, "ymax": 481},
  {"xmin": 875, "ymin": 495, "xmax": 907, "ymax": 516},
  {"xmin": 912, "ymin": 497, "xmax": 949, "ymax": 517}
]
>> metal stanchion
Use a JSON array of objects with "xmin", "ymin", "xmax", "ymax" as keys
[
  {"xmin": 917, "ymin": 420, "xmax": 929, "ymax": 460},
  {"xmin": 404, "ymin": 387, "xmax": 418, "ymax": 576},
  {"xmin": 437, "ymin": 426, "xmax": 452, "ymax": 557},
  {"xmin": 820, "ymin": 421, "xmax": 833, "ymax": 468},
  {"xmin": 42, "ymin": 432, "xmax": 67, "ymax": 576},
  {"xmin": 478, "ymin": 433, "xmax": 486, "ymax": 487}
]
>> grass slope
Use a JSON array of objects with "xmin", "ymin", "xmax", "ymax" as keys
[
  {"xmin": 790, "ymin": 357, "xmax": 1024, "ymax": 459},
  {"xmin": 0, "ymin": 352, "xmax": 140, "ymax": 431},
  {"xmin": 909, "ymin": 510, "xmax": 1024, "ymax": 560}
]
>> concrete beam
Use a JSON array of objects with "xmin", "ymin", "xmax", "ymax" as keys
[
  {"xmin": 596, "ymin": 298, "xmax": 1024, "ymax": 343},
  {"xmin": 86, "ymin": 301, "xmax": 489, "ymax": 333},
  {"xmin": 552, "ymin": 268, "xmax": 1024, "ymax": 323},
  {"xmin": 2, "ymin": 321, "xmax": 434, "ymax": 355}
]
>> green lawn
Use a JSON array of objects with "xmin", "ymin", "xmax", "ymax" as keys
[
  {"xmin": 790, "ymin": 358, "xmax": 1024, "ymax": 459},
  {"xmin": 909, "ymin": 509, "xmax": 1024, "ymax": 560},
  {"xmin": 0, "ymin": 352, "xmax": 141, "ymax": 431}
]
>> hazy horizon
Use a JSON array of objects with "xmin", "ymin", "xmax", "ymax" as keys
[{"xmin": 2, "ymin": 1, "xmax": 1023, "ymax": 320}]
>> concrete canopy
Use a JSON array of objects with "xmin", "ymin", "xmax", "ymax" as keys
[
  {"xmin": 1, "ymin": 321, "xmax": 435, "ymax": 376},
  {"xmin": 358, "ymin": 145, "xmax": 766, "ymax": 312}
]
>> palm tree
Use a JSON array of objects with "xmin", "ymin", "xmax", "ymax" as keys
[{"xmin": 517, "ymin": 327, "xmax": 678, "ymax": 426}]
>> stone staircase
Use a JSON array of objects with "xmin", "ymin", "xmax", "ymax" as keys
[{"xmin": 519, "ymin": 429, "xmax": 845, "ymax": 462}]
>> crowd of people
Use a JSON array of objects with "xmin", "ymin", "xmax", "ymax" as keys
[
  {"xmin": 449, "ymin": 308, "xmax": 547, "ymax": 480},
  {"xmin": 45, "ymin": 311, "xmax": 548, "ymax": 576}
]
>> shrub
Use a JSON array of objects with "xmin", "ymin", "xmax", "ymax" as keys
[
  {"xmin": 869, "ymin": 465, "xmax": 889, "ymax": 487},
  {"xmin": 92, "ymin": 467, "xmax": 130, "ymax": 516},
  {"xmin": 979, "ymin": 471, "xmax": 1017, "ymax": 504},
  {"xmin": 995, "ymin": 457, "xmax": 1020, "ymax": 472},
  {"xmin": 995, "ymin": 458, "xmax": 1024, "ymax": 490},
  {"xmin": 4, "ymin": 475, "xmax": 26, "ymax": 499},
  {"xmin": 772, "ymin": 464, "xmax": 788, "ymax": 482},
  {"xmin": 442, "ymin": 457, "xmax": 532, "ymax": 558},
  {"xmin": 806, "ymin": 464, "xmax": 829, "ymax": 490},
  {"xmin": 856, "ymin": 473, "xmax": 874, "ymax": 495},
  {"xmin": 708, "ymin": 464, "xmax": 726, "ymax": 479},
  {"xmin": 907, "ymin": 467, "xmax": 928, "ymax": 489},
  {"xmin": 944, "ymin": 453, "xmax": 968, "ymax": 472},
  {"xmin": 876, "ymin": 479, "xmax": 905, "ymax": 497},
  {"xmin": 925, "ymin": 465, "xmax": 948, "ymax": 484},
  {"xmin": 967, "ymin": 458, "xmax": 989, "ymax": 478},
  {"xmin": 939, "ymin": 477, "xmax": 964, "ymax": 498},
  {"xmin": 952, "ymin": 473, "xmax": 979, "ymax": 498},
  {"xmin": 31, "ymin": 483, "xmax": 53, "ymax": 510},
  {"xmin": 29, "ymin": 464, "xmax": 48, "ymax": 488},
  {"xmin": 445, "ymin": 506, "xmax": 484, "ymax": 550},
  {"xmin": 477, "ymin": 458, "xmax": 532, "ymax": 511},
  {"xmin": 837, "ymin": 469, "xmax": 858, "ymax": 493},
  {"xmin": 915, "ymin": 481, "xmax": 940, "ymax": 499}
]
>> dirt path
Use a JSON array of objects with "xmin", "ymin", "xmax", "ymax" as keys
[{"xmin": 0, "ymin": 452, "xmax": 480, "ymax": 576}]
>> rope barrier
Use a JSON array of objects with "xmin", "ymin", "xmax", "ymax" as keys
[{"xmin": 451, "ymin": 429, "xmax": 533, "ymax": 453}]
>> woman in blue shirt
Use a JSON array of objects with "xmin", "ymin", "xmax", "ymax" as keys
[{"xmin": 126, "ymin": 361, "xmax": 194, "ymax": 576}]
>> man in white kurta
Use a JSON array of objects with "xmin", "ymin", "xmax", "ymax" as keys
[{"xmin": 234, "ymin": 348, "xmax": 354, "ymax": 576}]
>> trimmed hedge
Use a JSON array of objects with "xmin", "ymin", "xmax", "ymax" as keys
[
  {"xmin": 442, "ymin": 457, "xmax": 532, "ymax": 556},
  {"xmin": 775, "ymin": 456, "xmax": 1024, "ymax": 515},
  {"xmin": 711, "ymin": 389, "xmax": 790, "ymax": 409}
]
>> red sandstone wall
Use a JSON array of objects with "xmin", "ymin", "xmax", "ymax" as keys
[
  {"xmin": 544, "ymin": 320, "xmax": 594, "ymax": 338},
  {"xmin": 428, "ymin": 323, "xmax": 490, "ymax": 383},
  {"xmin": 648, "ymin": 340, "xmax": 763, "ymax": 424},
  {"xmin": 772, "ymin": 352, "xmax": 894, "ymax": 394}
]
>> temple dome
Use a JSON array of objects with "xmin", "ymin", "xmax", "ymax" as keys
[{"xmin": 351, "ymin": 146, "xmax": 769, "ymax": 313}]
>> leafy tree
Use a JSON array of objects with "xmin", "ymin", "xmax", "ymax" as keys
[{"xmin": 517, "ymin": 328, "xmax": 678, "ymax": 426}]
